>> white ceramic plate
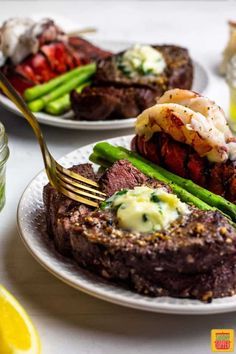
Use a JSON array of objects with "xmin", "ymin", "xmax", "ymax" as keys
[
  {"xmin": 0, "ymin": 39, "xmax": 208, "ymax": 130},
  {"xmin": 17, "ymin": 135, "xmax": 236, "ymax": 314}
]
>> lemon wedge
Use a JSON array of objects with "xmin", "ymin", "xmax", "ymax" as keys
[{"xmin": 0, "ymin": 285, "xmax": 41, "ymax": 354}]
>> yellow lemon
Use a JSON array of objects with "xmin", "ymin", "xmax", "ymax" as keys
[{"xmin": 0, "ymin": 285, "xmax": 41, "ymax": 354}]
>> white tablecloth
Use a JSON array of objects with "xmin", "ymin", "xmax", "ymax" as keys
[{"xmin": 0, "ymin": 1, "xmax": 235, "ymax": 353}]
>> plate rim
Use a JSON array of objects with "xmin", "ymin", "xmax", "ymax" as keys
[
  {"xmin": 0, "ymin": 93, "xmax": 136, "ymax": 130},
  {"xmin": 17, "ymin": 135, "xmax": 236, "ymax": 315},
  {"xmin": 0, "ymin": 38, "xmax": 208, "ymax": 130}
]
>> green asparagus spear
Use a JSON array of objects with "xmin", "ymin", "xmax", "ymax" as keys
[
  {"xmin": 121, "ymin": 147, "xmax": 236, "ymax": 221},
  {"xmin": 28, "ymin": 71, "xmax": 93, "ymax": 112},
  {"xmin": 91, "ymin": 143, "xmax": 215, "ymax": 212},
  {"xmin": 89, "ymin": 152, "xmax": 113, "ymax": 168},
  {"xmin": 24, "ymin": 63, "xmax": 96, "ymax": 102},
  {"xmin": 92, "ymin": 142, "xmax": 236, "ymax": 221},
  {"xmin": 45, "ymin": 81, "xmax": 91, "ymax": 115}
]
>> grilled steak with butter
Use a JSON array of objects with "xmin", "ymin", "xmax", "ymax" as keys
[
  {"xmin": 70, "ymin": 85, "xmax": 157, "ymax": 121},
  {"xmin": 71, "ymin": 44, "xmax": 193, "ymax": 121},
  {"xmin": 43, "ymin": 163, "xmax": 96, "ymax": 255},
  {"xmin": 43, "ymin": 160, "xmax": 236, "ymax": 301},
  {"xmin": 94, "ymin": 45, "xmax": 193, "ymax": 91}
]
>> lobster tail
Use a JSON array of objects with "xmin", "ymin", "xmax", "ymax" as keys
[
  {"xmin": 0, "ymin": 19, "xmax": 112, "ymax": 94},
  {"xmin": 133, "ymin": 132, "xmax": 236, "ymax": 203}
]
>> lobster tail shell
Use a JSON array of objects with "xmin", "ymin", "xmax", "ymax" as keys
[
  {"xmin": 133, "ymin": 132, "xmax": 236, "ymax": 203},
  {"xmin": 1, "ymin": 36, "xmax": 112, "ymax": 95}
]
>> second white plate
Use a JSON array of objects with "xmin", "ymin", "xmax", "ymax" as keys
[
  {"xmin": 0, "ymin": 40, "xmax": 208, "ymax": 130},
  {"xmin": 17, "ymin": 135, "xmax": 236, "ymax": 315}
]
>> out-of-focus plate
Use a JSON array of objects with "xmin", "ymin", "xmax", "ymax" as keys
[
  {"xmin": 17, "ymin": 135, "xmax": 236, "ymax": 315},
  {"xmin": 0, "ymin": 38, "xmax": 208, "ymax": 130}
]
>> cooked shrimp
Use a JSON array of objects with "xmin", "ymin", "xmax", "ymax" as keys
[
  {"xmin": 136, "ymin": 89, "xmax": 236, "ymax": 163},
  {"xmin": 157, "ymin": 89, "xmax": 199, "ymax": 105},
  {"xmin": 157, "ymin": 89, "xmax": 233, "ymax": 139}
]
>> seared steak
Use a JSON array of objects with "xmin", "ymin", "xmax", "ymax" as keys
[
  {"xmin": 70, "ymin": 85, "xmax": 158, "ymax": 121},
  {"xmin": 132, "ymin": 133, "xmax": 236, "ymax": 203},
  {"xmin": 68, "ymin": 37, "xmax": 112, "ymax": 62},
  {"xmin": 95, "ymin": 45, "xmax": 193, "ymax": 91},
  {"xmin": 43, "ymin": 160, "xmax": 236, "ymax": 301},
  {"xmin": 70, "ymin": 209, "xmax": 236, "ymax": 300},
  {"xmin": 43, "ymin": 164, "xmax": 96, "ymax": 255},
  {"xmin": 70, "ymin": 45, "xmax": 193, "ymax": 121},
  {"xmin": 101, "ymin": 159, "xmax": 151, "ymax": 196}
]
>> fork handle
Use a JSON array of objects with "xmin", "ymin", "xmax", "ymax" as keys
[{"xmin": 0, "ymin": 71, "xmax": 51, "ymax": 166}]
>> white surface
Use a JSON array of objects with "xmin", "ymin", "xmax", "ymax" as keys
[
  {"xmin": 0, "ymin": 40, "xmax": 208, "ymax": 130},
  {"xmin": 17, "ymin": 135, "xmax": 236, "ymax": 315},
  {"xmin": 0, "ymin": 1, "xmax": 235, "ymax": 353}
]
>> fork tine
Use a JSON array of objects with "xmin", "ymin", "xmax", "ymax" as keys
[
  {"xmin": 57, "ymin": 172, "xmax": 106, "ymax": 196},
  {"xmin": 58, "ymin": 178, "xmax": 105, "ymax": 201},
  {"xmin": 56, "ymin": 184, "xmax": 99, "ymax": 207},
  {"xmin": 56, "ymin": 163, "xmax": 100, "ymax": 187}
]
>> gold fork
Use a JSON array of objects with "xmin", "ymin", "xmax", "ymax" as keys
[{"xmin": 0, "ymin": 71, "xmax": 106, "ymax": 207}]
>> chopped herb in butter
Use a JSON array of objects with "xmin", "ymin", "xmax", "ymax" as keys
[
  {"xmin": 118, "ymin": 44, "xmax": 166, "ymax": 78},
  {"xmin": 103, "ymin": 186, "xmax": 190, "ymax": 233}
]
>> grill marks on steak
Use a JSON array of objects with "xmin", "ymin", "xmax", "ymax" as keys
[
  {"xmin": 133, "ymin": 133, "xmax": 236, "ymax": 203},
  {"xmin": 70, "ymin": 45, "xmax": 193, "ymax": 121},
  {"xmin": 43, "ymin": 160, "xmax": 236, "ymax": 301},
  {"xmin": 70, "ymin": 86, "xmax": 157, "ymax": 121}
]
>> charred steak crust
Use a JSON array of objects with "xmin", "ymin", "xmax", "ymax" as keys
[
  {"xmin": 43, "ymin": 163, "xmax": 97, "ymax": 255},
  {"xmin": 71, "ymin": 207, "xmax": 236, "ymax": 274},
  {"xmin": 70, "ymin": 45, "xmax": 193, "ymax": 121},
  {"xmin": 43, "ymin": 160, "xmax": 236, "ymax": 301},
  {"xmin": 70, "ymin": 213, "xmax": 236, "ymax": 300}
]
